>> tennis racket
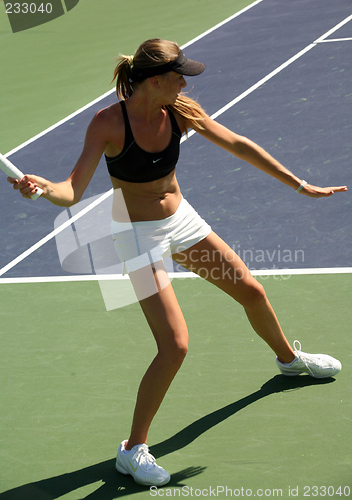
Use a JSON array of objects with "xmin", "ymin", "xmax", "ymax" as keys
[{"xmin": 0, "ymin": 152, "xmax": 43, "ymax": 200}]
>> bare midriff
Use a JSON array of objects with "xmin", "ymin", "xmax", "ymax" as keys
[{"xmin": 110, "ymin": 168, "xmax": 182, "ymax": 222}]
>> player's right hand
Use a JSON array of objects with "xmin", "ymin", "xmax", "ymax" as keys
[{"xmin": 7, "ymin": 174, "xmax": 45, "ymax": 198}]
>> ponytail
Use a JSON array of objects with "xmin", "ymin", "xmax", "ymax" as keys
[{"xmin": 111, "ymin": 55, "xmax": 134, "ymax": 100}]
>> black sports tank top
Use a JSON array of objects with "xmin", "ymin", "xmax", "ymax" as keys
[{"xmin": 105, "ymin": 101, "xmax": 182, "ymax": 183}]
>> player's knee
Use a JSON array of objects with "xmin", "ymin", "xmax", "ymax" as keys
[
  {"xmin": 161, "ymin": 333, "xmax": 188, "ymax": 365},
  {"xmin": 239, "ymin": 281, "xmax": 267, "ymax": 310},
  {"xmin": 173, "ymin": 336, "xmax": 189, "ymax": 361}
]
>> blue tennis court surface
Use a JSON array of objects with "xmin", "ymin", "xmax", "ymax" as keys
[{"xmin": 1, "ymin": 0, "xmax": 351, "ymax": 280}]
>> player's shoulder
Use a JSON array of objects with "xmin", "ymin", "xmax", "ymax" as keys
[{"xmin": 91, "ymin": 102, "xmax": 124, "ymax": 132}]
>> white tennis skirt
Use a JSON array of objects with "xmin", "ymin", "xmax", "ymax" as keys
[{"xmin": 111, "ymin": 197, "xmax": 212, "ymax": 275}]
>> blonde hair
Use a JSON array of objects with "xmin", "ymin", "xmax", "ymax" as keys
[{"xmin": 111, "ymin": 39, "xmax": 207, "ymax": 130}]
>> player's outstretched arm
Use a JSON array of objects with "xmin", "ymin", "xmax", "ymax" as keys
[{"xmin": 194, "ymin": 115, "xmax": 347, "ymax": 197}]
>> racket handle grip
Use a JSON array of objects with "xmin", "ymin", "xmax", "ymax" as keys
[
  {"xmin": 30, "ymin": 187, "xmax": 43, "ymax": 200},
  {"xmin": 0, "ymin": 153, "xmax": 43, "ymax": 200}
]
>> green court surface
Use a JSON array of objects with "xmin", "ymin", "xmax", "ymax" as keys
[{"xmin": 0, "ymin": 274, "xmax": 351, "ymax": 498}]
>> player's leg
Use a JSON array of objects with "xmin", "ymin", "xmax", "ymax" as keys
[
  {"xmin": 173, "ymin": 231, "xmax": 295, "ymax": 364},
  {"xmin": 115, "ymin": 261, "xmax": 188, "ymax": 486},
  {"xmin": 126, "ymin": 260, "xmax": 189, "ymax": 450}
]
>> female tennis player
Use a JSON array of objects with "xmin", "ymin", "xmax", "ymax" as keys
[{"xmin": 9, "ymin": 39, "xmax": 346, "ymax": 487}]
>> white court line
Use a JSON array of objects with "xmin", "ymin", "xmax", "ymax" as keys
[
  {"xmin": 1, "ymin": 267, "xmax": 352, "ymax": 284},
  {"xmin": 2, "ymin": 6, "xmax": 351, "ymax": 281},
  {"xmin": 186, "ymin": 43, "xmax": 316, "ymax": 141},
  {"xmin": 181, "ymin": 0, "xmax": 263, "ymax": 50},
  {"xmin": 317, "ymin": 38, "xmax": 352, "ymax": 43},
  {"xmin": 314, "ymin": 13, "xmax": 352, "ymax": 44},
  {"xmin": 4, "ymin": 89, "xmax": 116, "ymax": 158},
  {"xmin": 0, "ymin": 189, "xmax": 113, "ymax": 277}
]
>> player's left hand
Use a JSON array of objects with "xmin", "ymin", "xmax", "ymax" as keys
[{"xmin": 299, "ymin": 183, "xmax": 347, "ymax": 197}]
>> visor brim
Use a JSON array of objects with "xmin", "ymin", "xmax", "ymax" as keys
[{"xmin": 173, "ymin": 58, "xmax": 206, "ymax": 76}]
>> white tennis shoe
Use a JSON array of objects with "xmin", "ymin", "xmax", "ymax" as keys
[
  {"xmin": 276, "ymin": 340, "xmax": 341, "ymax": 378},
  {"xmin": 116, "ymin": 440, "xmax": 170, "ymax": 486}
]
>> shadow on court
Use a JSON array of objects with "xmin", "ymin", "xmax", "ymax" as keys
[{"xmin": 0, "ymin": 375, "xmax": 334, "ymax": 500}]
